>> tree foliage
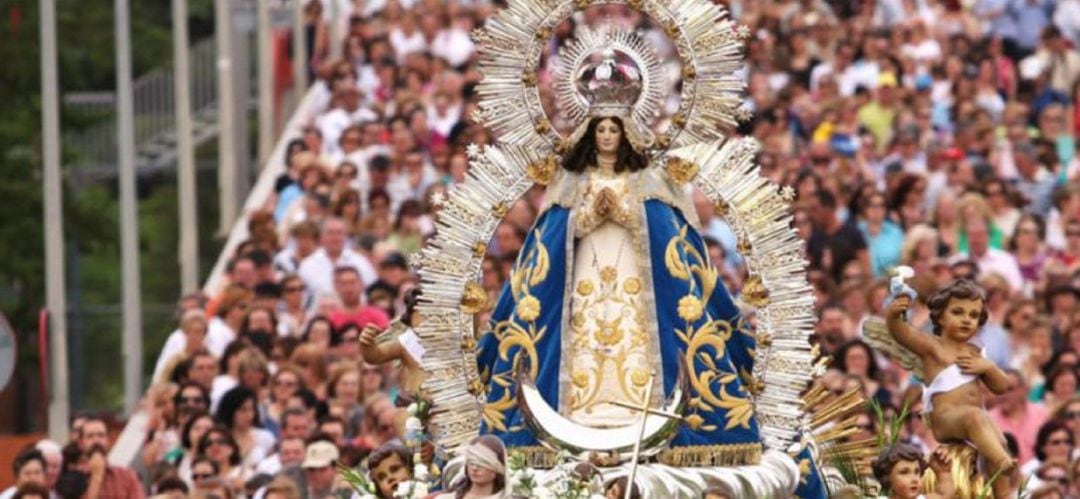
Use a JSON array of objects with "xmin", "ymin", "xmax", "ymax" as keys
[{"xmin": 0, "ymin": 0, "xmax": 220, "ymax": 425}]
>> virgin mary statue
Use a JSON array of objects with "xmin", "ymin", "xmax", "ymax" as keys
[{"xmin": 475, "ymin": 49, "xmax": 762, "ymax": 466}]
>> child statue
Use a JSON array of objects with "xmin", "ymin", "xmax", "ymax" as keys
[
  {"xmin": 871, "ymin": 443, "xmax": 954, "ymax": 499},
  {"xmin": 885, "ymin": 280, "xmax": 1015, "ymax": 498}
]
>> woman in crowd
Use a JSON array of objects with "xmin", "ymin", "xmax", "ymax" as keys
[
  {"xmin": 172, "ymin": 412, "xmax": 215, "ymax": 484},
  {"xmin": 197, "ymin": 425, "xmax": 246, "ymax": 494},
  {"xmin": 263, "ymin": 366, "xmax": 305, "ymax": 438},
  {"xmin": 302, "ymin": 316, "xmax": 335, "ymax": 350},
  {"xmin": 215, "ymin": 386, "xmax": 276, "ymax": 469},
  {"xmin": 834, "ymin": 340, "xmax": 893, "ymax": 408},
  {"xmin": 1021, "ymin": 419, "xmax": 1075, "ymax": 475}
]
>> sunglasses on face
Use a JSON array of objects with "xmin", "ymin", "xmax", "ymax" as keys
[{"xmin": 193, "ymin": 473, "xmax": 214, "ymax": 481}]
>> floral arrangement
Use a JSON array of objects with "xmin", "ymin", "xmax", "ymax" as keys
[{"xmin": 507, "ymin": 452, "xmax": 606, "ymax": 499}]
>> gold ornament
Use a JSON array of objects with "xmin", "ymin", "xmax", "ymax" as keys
[
  {"xmin": 599, "ymin": 266, "xmax": 618, "ymax": 283},
  {"xmin": 516, "ymin": 295, "xmax": 541, "ymax": 322},
  {"xmin": 666, "ymin": 157, "xmax": 700, "ymax": 184},
  {"xmin": 521, "ymin": 71, "xmax": 538, "ymax": 87},
  {"xmin": 460, "ymin": 282, "xmax": 489, "ymax": 314},
  {"xmin": 685, "ymin": 413, "xmax": 705, "ymax": 430},
  {"xmin": 526, "ymin": 155, "xmax": 557, "ymax": 185},
  {"xmin": 576, "ymin": 279, "xmax": 594, "ymax": 296},
  {"xmin": 623, "ymin": 277, "xmax": 642, "ymax": 295},
  {"xmin": 742, "ymin": 275, "xmax": 771, "ymax": 307},
  {"xmin": 472, "ymin": 241, "xmax": 487, "ymax": 257},
  {"xmin": 678, "ymin": 295, "xmax": 704, "ymax": 322},
  {"xmin": 630, "ymin": 368, "xmax": 650, "ymax": 387},
  {"xmin": 492, "ymin": 201, "xmax": 510, "ymax": 217},
  {"xmin": 682, "ymin": 65, "xmax": 696, "ymax": 80}
]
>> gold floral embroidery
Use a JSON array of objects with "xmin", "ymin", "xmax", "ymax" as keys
[
  {"xmin": 677, "ymin": 295, "xmax": 704, "ymax": 322},
  {"xmin": 567, "ymin": 262, "xmax": 650, "ymax": 417},
  {"xmin": 481, "ymin": 232, "xmax": 552, "ymax": 431},
  {"xmin": 665, "ymin": 223, "xmax": 755, "ymax": 431},
  {"xmin": 516, "ymin": 295, "xmax": 541, "ymax": 322},
  {"xmin": 594, "ymin": 317, "xmax": 625, "ymax": 346},
  {"xmin": 599, "ymin": 266, "xmax": 617, "ymax": 283}
]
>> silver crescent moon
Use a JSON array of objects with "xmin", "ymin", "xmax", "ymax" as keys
[{"xmin": 515, "ymin": 360, "xmax": 689, "ymax": 461}]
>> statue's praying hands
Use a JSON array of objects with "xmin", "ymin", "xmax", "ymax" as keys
[{"xmin": 593, "ymin": 186, "xmax": 618, "ymax": 220}]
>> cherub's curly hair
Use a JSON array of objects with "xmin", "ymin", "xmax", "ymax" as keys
[
  {"xmin": 871, "ymin": 443, "xmax": 925, "ymax": 491},
  {"xmin": 926, "ymin": 279, "xmax": 988, "ymax": 336}
]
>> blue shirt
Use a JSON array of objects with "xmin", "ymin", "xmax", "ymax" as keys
[{"xmin": 858, "ymin": 219, "xmax": 905, "ymax": 278}]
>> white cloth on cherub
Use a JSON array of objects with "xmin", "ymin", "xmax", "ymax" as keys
[{"xmin": 920, "ymin": 347, "xmax": 987, "ymax": 415}]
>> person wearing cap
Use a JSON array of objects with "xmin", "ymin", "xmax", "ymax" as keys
[{"xmin": 300, "ymin": 441, "xmax": 341, "ymax": 499}]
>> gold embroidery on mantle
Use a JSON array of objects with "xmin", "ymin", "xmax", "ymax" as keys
[
  {"xmin": 665, "ymin": 222, "xmax": 755, "ymax": 431},
  {"xmin": 655, "ymin": 442, "xmax": 763, "ymax": 467},
  {"xmin": 481, "ymin": 231, "xmax": 551, "ymax": 433}
]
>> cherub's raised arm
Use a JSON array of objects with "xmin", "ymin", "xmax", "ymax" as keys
[{"xmin": 884, "ymin": 295, "xmax": 938, "ymax": 360}]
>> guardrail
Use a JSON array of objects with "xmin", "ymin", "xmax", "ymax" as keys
[{"xmin": 64, "ymin": 38, "xmax": 220, "ymax": 177}]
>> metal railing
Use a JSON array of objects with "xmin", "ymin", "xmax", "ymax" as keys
[{"xmin": 64, "ymin": 38, "xmax": 221, "ymax": 176}]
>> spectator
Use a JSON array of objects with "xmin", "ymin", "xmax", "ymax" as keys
[
  {"xmin": 215, "ymin": 386, "xmax": 276, "ymax": 469},
  {"xmin": 328, "ymin": 267, "xmax": 389, "ymax": 331},
  {"xmin": 991, "ymin": 370, "xmax": 1051, "ymax": 465},
  {"xmin": 173, "ymin": 411, "xmax": 215, "ymax": 485},
  {"xmin": 0, "ymin": 447, "xmax": 47, "ymax": 499},
  {"xmin": 298, "ymin": 218, "xmax": 378, "ymax": 297},
  {"xmin": 1020, "ymin": 419, "xmax": 1075, "ymax": 475},
  {"xmin": 76, "ymin": 416, "xmax": 144, "ymax": 499}
]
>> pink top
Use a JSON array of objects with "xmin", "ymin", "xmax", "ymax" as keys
[
  {"xmin": 989, "ymin": 402, "xmax": 1050, "ymax": 465},
  {"xmin": 329, "ymin": 307, "xmax": 390, "ymax": 331}
]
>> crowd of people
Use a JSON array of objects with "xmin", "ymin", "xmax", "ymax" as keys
[{"xmin": 10, "ymin": 0, "xmax": 1080, "ymax": 496}]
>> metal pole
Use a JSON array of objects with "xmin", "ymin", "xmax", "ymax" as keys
[
  {"xmin": 215, "ymin": 0, "xmax": 238, "ymax": 234},
  {"xmin": 173, "ymin": 0, "xmax": 199, "ymax": 293},
  {"xmin": 293, "ymin": 0, "xmax": 308, "ymax": 92},
  {"xmin": 328, "ymin": 0, "xmax": 342, "ymax": 60},
  {"xmin": 41, "ymin": 0, "xmax": 70, "ymax": 443},
  {"xmin": 257, "ymin": 0, "xmax": 273, "ymax": 166},
  {"xmin": 115, "ymin": 0, "xmax": 143, "ymax": 414}
]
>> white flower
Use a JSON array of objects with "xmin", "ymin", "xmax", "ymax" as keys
[
  {"xmin": 404, "ymin": 417, "xmax": 423, "ymax": 432},
  {"xmin": 413, "ymin": 463, "xmax": 429, "ymax": 481},
  {"xmin": 406, "ymin": 403, "xmax": 419, "ymax": 416}
]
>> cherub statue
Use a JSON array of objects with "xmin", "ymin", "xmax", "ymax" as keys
[
  {"xmin": 359, "ymin": 287, "xmax": 426, "ymax": 395},
  {"xmin": 884, "ymin": 279, "xmax": 1015, "ymax": 498},
  {"xmin": 871, "ymin": 443, "xmax": 954, "ymax": 499}
]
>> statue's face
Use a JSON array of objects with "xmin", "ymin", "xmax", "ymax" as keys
[
  {"xmin": 887, "ymin": 459, "xmax": 922, "ymax": 499},
  {"xmin": 595, "ymin": 118, "xmax": 622, "ymax": 155}
]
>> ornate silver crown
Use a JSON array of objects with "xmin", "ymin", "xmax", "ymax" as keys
[{"xmin": 576, "ymin": 48, "xmax": 642, "ymax": 117}]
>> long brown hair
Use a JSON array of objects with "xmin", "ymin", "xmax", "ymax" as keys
[{"xmin": 562, "ymin": 116, "xmax": 647, "ymax": 173}]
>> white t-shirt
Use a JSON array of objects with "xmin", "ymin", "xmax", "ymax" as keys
[
  {"xmin": 151, "ymin": 316, "xmax": 235, "ymax": 382},
  {"xmin": 298, "ymin": 248, "xmax": 378, "ymax": 298}
]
